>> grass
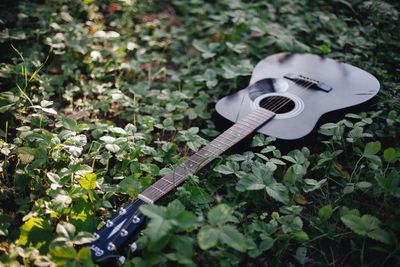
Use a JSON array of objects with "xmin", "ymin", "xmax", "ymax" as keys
[{"xmin": 0, "ymin": 0, "xmax": 399, "ymax": 266}]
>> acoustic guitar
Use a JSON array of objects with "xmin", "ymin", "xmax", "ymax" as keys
[{"xmin": 88, "ymin": 53, "xmax": 380, "ymax": 264}]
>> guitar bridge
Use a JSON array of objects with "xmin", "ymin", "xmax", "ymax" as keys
[{"xmin": 284, "ymin": 73, "xmax": 332, "ymax": 92}]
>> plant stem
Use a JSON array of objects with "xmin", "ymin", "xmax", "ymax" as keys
[
  {"xmin": 5, "ymin": 120, "xmax": 8, "ymax": 143},
  {"xmin": 350, "ymin": 156, "xmax": 364, "ymax": 181},
  {"xmin": 361, "ymin": 237, "xmax": 366, "ymax": 266},
  {"xmin": 133, "ymin": 95, "xmax": 137, "ymax": 128}
]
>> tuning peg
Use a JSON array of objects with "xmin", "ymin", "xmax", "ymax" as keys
[
  {"xmin": 107, "ymin": 242, "xmax": 116, "ymax": 251},
  {"xmin": 106, "ymin": 220, "xmax": 114, "ymax": 227},
  {"xmin": 132, "ymin": 216, "xmax": 140, "ymax": 224},
  {"xmin": 120, "ymin": 229, "xmax": 128, "ymax": 237},
  {"xmin": 118, "ymin": 256, "xmax": 126, "ymax": 265},
  {"xmin": 119, "ymin": 208, "xmax": 127, "ymax": 215},
  {"xmin": 93, "ymin": 233, "xmax": 100, "ymax": 240},
  {"xmin": 129, "ymin": 242, "xmax": 137, "ymax": 253}
]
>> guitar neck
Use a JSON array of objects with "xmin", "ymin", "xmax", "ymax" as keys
[{"xmin": 138, "ymin": 108, "xmax": 275, "ymax": 204}]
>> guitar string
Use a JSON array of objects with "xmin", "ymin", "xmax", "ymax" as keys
[
  {"xmin": 103, "ymin": 79, "xmax": 317, "ymax": 246},
  {"xmin": 260, "ymin": 79, "xmax": 314, "ymax": 113},
  {"xmin": 109, "ymin": 209, "xmax": 142, "ymax": 246},
  {"xmin": 247, "ymin": 79, "xmax": 313, "ymax": 113},
  {"xmin": 139, "ymin": 79, "xmax": 316, "ymax": 202},
  {"xmin": 142, "ymin": 79, "xmax": 315, "ymax": 198}
]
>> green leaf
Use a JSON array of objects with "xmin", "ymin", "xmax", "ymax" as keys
[
  {"xmin": 50, "ymin": 244, "xmax": 77, "ymax": 259},
  {"xmin": 236, "ymin": 173, "xmax": 262, "ymax": 192},
  {"xmin": 16, "ymin": 147, "xmax": 35, "ymax": 164},
  {"xmin": 166, "ymin": 199, "xmax": 185, "ymax": 218},
  {"xmin": 283, "ymin": 165, "xmax": 297, "ymax": 183},
  {"xmin": 145, "ymin": 216, "xmax": 173, "ymax": 241},
  {"xmin": 141, "ymin": 200, "xmax": 195, "ymax": 242},
  {"xmin": 356, "ymin": 181, "xmax": 372, "ymax": 189},
  {"xmin": 303, "ymin": 178, "xmax": 327, "ymax": 193},
  {"xmin": 214, "ymin": 161, "xmax": 239, "ymax": 175},
  {"xmin": 318, "ymin": 205, "xmax": 333, "ymax": 221},
  {"xmin": 17, "ymin": 217, "xmax": 53, "ymax": 248},
  {"xmin": 368, "ymin": 228, "xmax": 392, "ymax": 245},
  {"xmin": 384, "ymin": 147, "xmax": 399, "ymax": 163},
  {"xmin": 236, "ymin": 161, "xmax": 274, "ymax": 192},
  {"xmin": 247, "ymin": 183, "xmax": 266, "ymax": 190},
  {"xmin": 363, "ymin": 141, "xmax": 381, "ymax": 156},
  {"xmin": 208, "ymin": 204, "xmax": 233, "ymax": 226},
  {"xmin": 265, "ymin": 183, "xmax": 289, "ymax": 204},
  {"xmin": 341, "ymin": 214, "xmax": 380, "ymax": 236},
  {"xmin": 175, "ymin": 211, "xmax": 196, "ymax": 229},
  {"xmin": 220, "ymin": 225, "xmax": 247, "ymax": 252},
  {"xmin": 198, "ymin": 225, "xmax": 219, "ymax": 250},
  {"xmin": 171, "ymin": 235, "xmax": 193, "ymax": 258},
  {"xmin": 295, "ymin": 247, "xmax": 310, "ymax": 265},
  {"xmin": 251, "ymin": 134, "xmax": 266, "ymax": 147},
  {"xmin": 221, "ymin": 60, "xmax": 253, "ymax": 79},
  {"xmin": 279, "ymin": 215, "xmax": 303, "ymax": 233},
  {"xmin": 77, "ymin": 247, "xmax": 95, "ymax": 262},
  {"xmin": 259, "ymin": 236, "xmax": 275, "ymax": 251},
  {"xmin": 52, "ymin": 190, "xmax": 72, "ymax": 211},
  {"xmin": 56, "ymin": 222, "xmax": 76, "ymax": 240},
  {"xmin": 105, "ymin": 143, "xmax": 120, "ymax": 153},
  {"xmin": 192, "ymin": 40, "xmax": 216, "ymax": 59},
  {"xmin": 184, "ymin": 185, "xmax": 213, "ymax": 205},
  {"xmin": 292, "ymin": 231, "xmax": 309, "ymax": 241},
  {"xmin": 140, "ymin": 204, "xmax": 166, "ymax": 220},
  {"xmin": 78, "ymin": 172, "xmax": 97, "ymax": 190}
]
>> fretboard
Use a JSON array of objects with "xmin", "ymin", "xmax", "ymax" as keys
[{"xmin": 138, "ymin": 107, "xmax": 275, "ymax": 203}]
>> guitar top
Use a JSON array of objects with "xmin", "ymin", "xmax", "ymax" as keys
[
  {"xmin": 216, "ymin": 53, "xmax": 380, "ymax": 140},
  {"xmin": 89, "ymin": 53, "xmax": 380, "ymax": 265}
]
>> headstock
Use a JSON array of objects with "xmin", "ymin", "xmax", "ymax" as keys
[{"xmin": 89, "ymin": 199, "xmax": 146, "ymax": 265}]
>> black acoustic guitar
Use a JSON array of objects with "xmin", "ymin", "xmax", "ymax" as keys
[{"xmin": 89, "ymin": 53, "xmax": 380, "ymax": 264}]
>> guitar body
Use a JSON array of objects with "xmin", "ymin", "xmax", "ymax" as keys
[
  {"xmin": 216, "ymin": 53, "xmax": 380, "ymax": 140},
  {"xmin": 89, "ymin": 53, "xmax": 380, "ymax": 265}
]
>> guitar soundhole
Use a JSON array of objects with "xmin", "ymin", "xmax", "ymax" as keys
[{"xmin": 259, "ymin": 96, "xmax": 295, "ymax": 114}]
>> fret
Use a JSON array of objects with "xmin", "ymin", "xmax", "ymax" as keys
[
  {"xmin": 189, "ymin": 153, "xmax": 205, "ymax": 165},
  {"xmin": 245, "ymin": 115, "xmax": 261, "ymax": 124},
  {"xmin": 212, "ymin": 137, "xmax": 230, "ymax": 147},
  {"xmin": 237, "ymin": 120, "xmax": 258, "ymax": 130},
  {"xmin": 218, "ymin": 134, "xmax": 233, "ymax": 142},
  {"xmin": 209, "ymin": 142, "xmax": 226, "ymax": 152},
  {"xmin": 248, "ymin": 111, "xmax": 265, "ymax": 121},
  {"xmin": 201, "ymin": 147, "xmax": 218, "ymax": 157},
  {"xmin": 172, "ymin": 170, "xmax": 187, "ymax": 180},
  {"xmin": 189, "ymin": 153, "xmax": 211, "ymax": 169},
  {"xmin": 187, "ymin": 158, "xmax": 199, "ymax": 166},
  {"xmin": 189, "ymin": 152, "xmax": 204, "ymax": 164},
  {"xmin": 181, "ymin": 162, "xmax": 196, "ymax": 174},
  {"xmin": 160, "ymin": 177, "xmax": 174, "ymax": 185},
  {"xmin": 139, "ymin": 109, "xmax": 275, "ymax": 204},
  {"xmin": 238, "ymin": 119, "xmax": 257, "ymax": 128},
  {"xmin": 162, "ymin": 173, "xmax": 178, "ymax": 184},
  {"xmin": 225, "ymin": 127, "xmax": 243, "ymax": 136},
  {"xmin": 151, "ymin": 185, "xmax": 166, "ymax": 194},
  {"xmin": 223, "ymin": 130, "xmax": 241, "ymax": 141},
  {"xmin": 254, "ymin": 108, "xmax": 274, "ymax": 118},
  {"xmin": 251, "ymin": 109, "xmax": 268, "ymax": 120}
]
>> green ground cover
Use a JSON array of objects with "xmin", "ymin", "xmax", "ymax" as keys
[{"xmin": 0, "ymin": 0, "xmax": 399, "ymax": 266}]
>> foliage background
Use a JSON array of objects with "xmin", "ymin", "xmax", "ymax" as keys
[{"xmin": 0, "ymin": 0, "xmax": 399, "ymax": 266}]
